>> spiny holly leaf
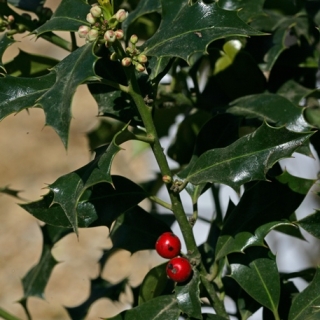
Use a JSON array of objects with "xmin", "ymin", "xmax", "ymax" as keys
[
  {"xmin": 110, "ymin": 206, "xmax": 171, "ymax": 254},
  {"xmin": 0, "ymin": 73, "xmax": 56, "ymax": 120},
  {"xmin": 104, "ymin": 295, "xmax": 180, "ymax": 320},
  {"xmin": 36, "ymin": 42, "xmax": 99, "ymax": 148},
  {"xmin": 66, "ymin": 276, "xmax": 127, "ymax": 320},
  {"xmin": 215, "ymin": 176, "xmax": 311, "ymax": 260},
  {"xmin": 186, "ymin": 122, "xmax": 313, "ymax": 192},
  {"xmin": 19, "ymin": 224, "xmax": 71, "ymax": 313},
  {"xmin": 140, "ymin": 0, "xmax": 265, "ymax": 64},
  {"xmin": 21, "ymin": 176, "xmax": 147, "ymax": 231},
  {"xmin": 138, "ymin": 263, "xmax": 168, "ymax": 305},
  {"xmin": 218, "ymin": 0, "xmax": 266, "ymax": 23},
  {"xmin": 33, "ymin": 0, "xmax": 90, "ymax": 36},
  {"xmin": 227, "ymin": 93, "xmax": 311, "ymax": 133},
  {"xmin": 229, "ymin": 247, "xmax": 280, "ymax": 315},
  {"xmin": 296, "ymin": 210, "xmax": 320, "ymax": 239},
  {"xmin": 0, "ymin": 33, "xmax": 15, "ymax": 72},
  {"xmin": 288, "ymin": 267, "xmax": 320, "ymax": 320},
  {"xmin": 277, "ymin": 80, "xmax": 314, "ymax": 105},
  {"xmin": 175, "ymin": 270, "xmax": 202, "ymax": 319},
  {"xmin": 4, "ymin": 50, "xmax": 59, "ymax": 77}
]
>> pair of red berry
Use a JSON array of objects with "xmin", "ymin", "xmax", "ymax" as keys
[{"xmin": 155, "ymin": 232, "xmax": 192, "ymax": 283}]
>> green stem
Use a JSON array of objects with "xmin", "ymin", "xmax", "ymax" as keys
[
  {"xmin": 0, "ymin": 307, "xmax": 22, "ymax": 320},
  {"xmin": 99, "ymin": 78, "xmax": 129, "ymax": 93},
  {"xmin": 149, "ymin": 196, "xmax": 172, "ymax": 210},
  {"xmin": 70, "ymin": 31, "xmax": 78, "ymax": 51},
  {"xmin": 40, "ymin": 32, "xmax": 73, "ymax": 52},
  {"xmin": 273, "ymin": 310, "xmax": 281, "ymax": 320}
]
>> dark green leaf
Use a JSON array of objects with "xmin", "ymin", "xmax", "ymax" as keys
[
  {"xmin": 21, "ymin": 176, "xmax": 147, "ymax": 230},
  {"xmin": 289, "ymin": 267, "xmax": 320, "ymax": 320},
  {"xmin": 138, "ymin": 262, "xmax": 168, "ymax": 305},
  {"xmin": 0, "ymin": 33, "xmax": 15, "ymax": 72},
  {"xmin": 110, "ymin": 206, "xmax": 171, "ymax": 253},
  {"xmin": 229, "ymin": 247, "xmax": 280, "ymax": 314},
  {"xmin": 227, "ymin": 93, "xmax": 310, "ymax": 132},
  {"xmin": 296, "ymin": 210, "xmax": 320, "ymax": 239},
  {"xmin": 175, "ymin": 269, "xmax": 201, "ymax": 319},
  {"xmin": 66, "ymin": 276, "xmax": 127, "ymax": 320},
  {"xmin": 36, "ymin": 42, "xmax": 99, "ymax": 148},
  {"xmin": 277, "ymin": 80, "xmax": 313, "ymax": 105},
  {"xmin": 187, "ymin": 122, "xmax": 313, "ymax": 191},
  {"xmin": 147, "ymin": 56, "xmax": 173, "ymax": 84},
  {"xmin": 4, "ymin": 50, "xmax": 59, "ymax": 77},
  {"xmin": 281, "ymin": 267, "xmax": 316, "ymax": 283},
  {"xmin": 141, "ymin": 0, "xmax": 264, "ymax": 64},
  {"xmin": 215, "ymin": 177, "xmax": 310, "ymax": 260},
  {"xmin": 104, "ymin": 295, "xmax": 180, "ymax": 320},
  {"xmin": 33, "ymin": 0, "xmax": 90, "ymax": 35}
]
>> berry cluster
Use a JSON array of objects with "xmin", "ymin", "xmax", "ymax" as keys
[
  {"xmin": 78, "ymin": 5, "xmax": 127, "ymax": 45},
  {"xmin": 155, "ymin": 232, "xmax": 192, "ymax": 283}
]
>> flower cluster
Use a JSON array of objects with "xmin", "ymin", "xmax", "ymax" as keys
[
  {"xmin": 111, "ymin": 34, "xmax": 148, "ymax": 72},
  {"xmin": 78, "ymin": 4, "xmax": 128, "ymax": 46}
]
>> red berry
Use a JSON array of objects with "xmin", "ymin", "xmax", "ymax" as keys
[
  {"xmin": 166, "ymin": 257, "xmax": 192, "ymax": 282},
  {"xmin": 155, "ymin": 232, "xmax": 181, "ymax": 259}
]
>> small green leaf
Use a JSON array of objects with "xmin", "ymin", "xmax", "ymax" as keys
[
  {"xmin": 110, "ymin": 206, "xmax": 171, "ymax": 254},
  {"xmin": 175, "ymin": 269, "xmax": 202, "ymax": 319},
  {"xmin": 0, "ymin": 33, "xmax": 15, "ymax": 72},
  {"xmin": 227, "ymin": 93, "xmax": 310, "ymax": 133},
  {"xmin": 187, "ymin": 123, "xmax": 313, "ymax": 191},
  {"xmin": 138, "ymin": 263, "xmax": 168, "ymax": 305},
  {"xmin": 289, "ymin": 267, "xmax": 320, "ymax": 320},
  {"xmin": 229, "ymin": 247, "xmax": 280, "ymax": 314},
  {"xmin": 296, "ymin": 210, "xmax": 320, "ymax": 239},
  {"xmin": 141, "ymin": 0, "xmax": 264, "ymax": 64},
  {"xmin": 33, "ymin": 0, "xmax": 90, "ymax": 35},
  {"xmin": 104, "ymin": 295, "xmax": 180, "ymax": 320}
]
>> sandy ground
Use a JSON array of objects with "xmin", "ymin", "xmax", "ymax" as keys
[{"xmin": 0, "ymin": 1, "xmax": 163, "ymax": 319}]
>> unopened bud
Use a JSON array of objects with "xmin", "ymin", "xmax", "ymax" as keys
[
  {"xmin": 90, "ymin": 5, "xmax": 102, "ymax": 18},
  {"xmin": 86, "ymin": 13, "xmax": 96, "ymax": 25},
  {"xmin": 137, "ymin": 54, "xmax": 147, "ymax": 63},
  {"xmin": 110, "ymin": 52, "xmax": 119, "ymax": 61},
  {"xmin": 115, "ymin": 9, "xmax": 128, "ymax": 23},
  {"xmin": 126, "ymin": 46, "xmax": 134, "ymax": 55},
  {"xmin": 122, "ymin": 57, "xmax": 132, "ymax": 67},
  {"xmin": 115, "ymin": 29, "xmax": 124, "ymax": 40},
  {"xmin": 104, "ymin": 30, "xmax": 116, "ymax": 42},
  {"xmin": 162, "ymin": 175, "xmax": 172, "ymax": 184},
  {"xmin": 86, "ymin": 28, "xmax": 99, "ymax": 42},
  {"xmin": 135, "ymin": 63, "xmax": 145, "ymax": 72},
  {"xmin": 78, "ymin": 25, "xmax": 91, "ymax": 38},
  {"xmin": 7, "ymin": 15, "xmax": 14, "ymax": 23},
  {"xmin": 130, "ymin": 34, "xmax": 138, "ymax": 44}
]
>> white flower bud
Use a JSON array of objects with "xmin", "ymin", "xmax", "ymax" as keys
[
  {"xmin": 104, "ymin": 30, "xmax": 116, "ymax": 42},
  {"xmin": 115, "ymin": 9, "xmax": 128, "ymax": 23},
  {"xmin": 135, "ymin": 63, "xmax": 145, "ymax": 72},
  {"xmin": 86, "ymin": 29, "xmax": 99, "ymax": 42},
  {"xmin": 137, "ymin": 54, "xmax": 147, "ymax": 63},
  {"xmin": 115, "ymin": 29, "xmax": 124, "ymax": 40},
  {"xmin": 78, "ymin": 25, "xmax": 91, "ymax": 38},
  {"xmin": 86, "ymin": 13, "xmax": 96, "ymax": 25},
  {"xmin": 122, "ymin": 57, "xmax": 132, "ymax": 67},
  {"xmin": 90, "ymin": 6, "xmax": 102, "ymax": 18}
]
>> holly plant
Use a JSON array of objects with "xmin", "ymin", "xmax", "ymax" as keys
[{"xmin": 1, "ymin": 0, "xmax": 320, "ymax": 319}]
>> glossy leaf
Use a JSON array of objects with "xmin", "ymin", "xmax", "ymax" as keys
[
  {"xmin": 110, "ymin": 206, "xmax": 171, "ymax": 253},
  {"xmin": 0, "ymin": 33, "xmax": 15, "ymax": 72},
  {"xmin": 141, "ymin": 0, "xmax": 264, "ymax": 64},
  {"xmin": 296, "ymin": 210, "xmax": 320, "ymax": 239},
  {"xmin": 37, "ymin": 42, "xmax": 99, "ymax": 148},
  {"xmin": 33, "ymin": 0, "xmax": 90, "ymax": 35},
  {"xmin": 138, "ymin": 263, "xmax": 168, "ymax": 305},
  {"xmin": 277, "ymin": 80, "xmax": 314, "ymax": 105},
  {"xmin": 215, "ymin": 177, "xmax": 310, "ymax": 260},
  {"xmin": 227, "ymin": 93, "xmax": 310, "ymax": 132},
  {"xmin": 186, "ymin": 122, "xmax": 313, "ymax": 191},
  {"xmin": 21, "ymin": 176, "xmax": 147, "ymax": 231},
  {"xmin": 66, "ymin": 276, "xmax": 127, "ymax": 320},
  {"xmin": 104, "ymin": 295, "xmax": 180, "ymax": 320},
  {"xmin": 229, "ymin": 247, "xmax": 280, "ymax": 314},
  {"xmin": 289, "ymin": 267, "xmax": 320, "ymax": 320},
  {"xmin": 175, "ymin": 270, "xmax": 201, "ymax": 319}
]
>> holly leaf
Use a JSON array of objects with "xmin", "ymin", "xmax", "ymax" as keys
[
  {"xmin": 186, "ymin": 123, "xmax": 313, "ymax": 192},
  {"xmin": 140, "ymin": 0, "xmax": 265, "ymax": 64},
  {"xmin": 104, "ymin": 295, "xmax": 180, "ymax": 320},
  {"xmin": 66, "ymin": 276, "xmax": 127, "ymax": 320},
  {"xmin": 21, "ymin": 176, "xmax": 147, "ymax": 232},
  {"xmin": 229, "ymin": 247, "xmax": 280, "ymax": 315},
  {"xmin": 175, "ymin": 270, "xmax": 202, "ymax": 319},
  {"xmin": 227, "ymin": 93, "xmax": 311, "ymax": 133},
  {"xmin": 296, "ymin": 210, "xmax": 320, "ymax": 239},
  {"xmin": 288, "ymin": 267, "xmax": 320, "ymax": 320},
  {"xmin": 33, "ymin": 0, "xmax": 90, "ymax": 36},
  {"xmin": 0, "ymin": 33, "xmax": 15, "ymax": 72},
  {"xmin": 110, "ymin": 206, "xmax": 172, "ymax": 254},
  {"xmin": 215, "ymin": 176, "xmax": 311, "ymax": 260}
]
